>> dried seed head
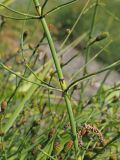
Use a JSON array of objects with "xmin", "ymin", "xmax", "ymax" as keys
[
  {"xmin": 81, "ymin": 128, "xmax": 88, "ymax": 136},
  {"xmin": 1, "ymin": 100, "xmax": 7, "ymax": 113},
  {"xmin": 0, "ymin": 16, "xmax": 5, "ymax": 30},
  {"xmin": 28, "ymin": 43, "xmax": 33, "ymax": 50},
  {"xmin": 33, "ymin": 119, "xmax": 40, "ymax": 126},
  {"xmin": 64, "ymin": 140, "xmax": 73, "ymax": 152},
  {"xmin": 78, "ymin": 139, "xmax": 83, "ymax": 147},
  {"xmin": 84, "ymin": 124, "xmax": 106, "ymax": 145},
  {"xmin": 48, "ymin": 23, "xmax": 55, "ymax": 31},
  {"xmin": 16, "ymin": 118, "xmax": 27, "ymax": 127},
  {"xmin": 63, "ymin": 123, "xmax": 70, "ymax": 130},
  {"xmin": 49, "ymin": 68, "xmax": 54, "ymax": 76},
  {"xmin": 77, "ymin": 130, "xmax": 81, "ymax": 137},
  {"xmin": 48, "ymin": 128, "xmax": 56, "ymax": 138},
  {"xmin": 23, "ymin": 31, "xmax": 28, "ymax": 41},
  {"xmin": 96, "ymin": 32, "xmax": 109, "ymax": 41},
  {"xmin": 109, "ymin": 156, "xmax": 116, "ymax": 160},
  {"xmin": 0, "ymin": 131, "xmax": 5, "ymax": 137},
  {"xmin": 58, "ymin": 155, "xmax": 64, "ymax": 160},
  {"xmin": 77, "ymin": 123, "xmax": 106, "ymax": 146},
  {"xmin": 54, "ymin": 141, "xmax": 63, "ymax": 155}
]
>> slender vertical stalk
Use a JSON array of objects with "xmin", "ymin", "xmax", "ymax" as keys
[
  {"xmin": 79, "ymin": 0, "xmax": 99, "ymax": 110},
  {"xmin": 85, "ymin": 0, "xmax": 99, "ymax": 73},
  {"xmin": 33, "ymin": 0, "xmax": 78, "ymax": 152}
]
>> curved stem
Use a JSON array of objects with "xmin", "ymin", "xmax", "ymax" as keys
[
  {"xmin": 0, "ymin": 62, "xmax": 61, "ymax": 92},
  {"xmin": 84, "ymin": 0, "xmax": 99, "ymax": 74},
  {"xmin": 44, "ymin": 0, "xmax": 79, "ymax": 16},
  {"xmin": 0, "ymin": 14, "xmax": 39, "ymax": 20},
  {"xmin": 66, "ymin": 59, "xmax": 120, "ymax": 91},
  {"xmin": 0, "ymin": 2, "xmax": 39, "ymax": 18}
]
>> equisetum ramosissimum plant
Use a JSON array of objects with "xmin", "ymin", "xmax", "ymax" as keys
[{"xmin": 0, "ymin": 0, "xmax": 120, "ymax": 159}]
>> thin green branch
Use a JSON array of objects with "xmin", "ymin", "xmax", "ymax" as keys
[
  {"xmin": 100, "ymin": 4, "xmax": 120, "ymax": 23},
  {"xmin": 0, "ymin": 0, "xmax": 15, "ymax": 9},
  {"xmin": 41, "ymin": 0, "xmax": 49, "ymax": 15},
  {"xmin": 44, "ymin": 0, "xmax": 79, "ymax": 16},
  {"xmin": 0, "ymin": 14, "xmax": 38, "ymax": 20},
  {"xmin": 89, "ymin": 0, "xmax": 99, "ymax": 39},
  {"xmin": 66, "ymin": 59, "xmax": 120, "ymax": 91},
  {"xmin": 60, "ymin": 0, "xmax": 90, "ymax": 49},
  {"xmin": 84, "ymin": 0, "xmax": 99, "ymax": 75},
  {"xmin": 0, "ymin": 2, "xmax": 39, "ymax": 18},
  {"xmin": 0, "ymin": 62, "xmax": 62, "ymax": 92},
  {"xmin": 25, "ymin": 63, "xmax": 52, "ymax": 87},
  {"xmin": 79, "ymin": 0, "xmax": 99, "ymax": 109},
  {"xmin": 6, "ymin": 4, "xmax": 45, "ymax": 104},
  {"xmin": 71, "ymin": 40, "xmax": 112, "ymax": 80}
]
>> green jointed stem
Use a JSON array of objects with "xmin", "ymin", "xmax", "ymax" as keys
[{"xmin": 33, "ymin": 0, "xmax": 78, "ymax": 152}]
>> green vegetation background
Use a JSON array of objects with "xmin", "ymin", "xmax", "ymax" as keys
[
  {"xmin": 0, "ymin": 1, "xmax": 120, "ymax": 159},
  {"xmin": 1, "ymin": 0, "xmax": 120, "ymax": 68}
]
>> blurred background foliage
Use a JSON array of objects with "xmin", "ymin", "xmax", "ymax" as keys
[
  {"xmin": 0, "ymin": 1, "xmax": 120, "ymax": 159},
  {"xmin": 0, "ymin": 0, "xmax": 120, "ymax": 68}
]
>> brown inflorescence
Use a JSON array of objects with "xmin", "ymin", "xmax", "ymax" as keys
[
  {"xmin": 1, "ymin": 100, "xmax": 7, "ymax": 113},
  {"xmin": 63, "ymin": 123, "xmax": 70, "ymax": 130},
  {"xmin": 54, "ymin": 141, "xmax": 63, "ymax": 155},
  {"xmin": 77, "ymin": 123, "xmax": 106, "ymax": 147},
  {"xmin": 84, "ymin": 124, "xmax": 106, "ymax": 145},
  {"xmin": 64, "ymin": 140, "xmax": 73, "ymax": 152},
  {"xmin": 48, "ymin": 128, "xmax": 56, "ymax": 139}
]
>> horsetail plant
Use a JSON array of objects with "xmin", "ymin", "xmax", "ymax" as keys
[{"xmin": 33, "ymin": 0, "xmax": 79, "ymax": 153}]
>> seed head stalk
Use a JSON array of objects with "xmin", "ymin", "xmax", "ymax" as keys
[{"xmin": 33, "ymin": 0, "xmax": 78, "ymax": 153}]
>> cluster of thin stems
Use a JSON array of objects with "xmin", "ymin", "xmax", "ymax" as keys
[{"xmin": 0, "ymin": 0, "xmax": 120, "ymax": 157}]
